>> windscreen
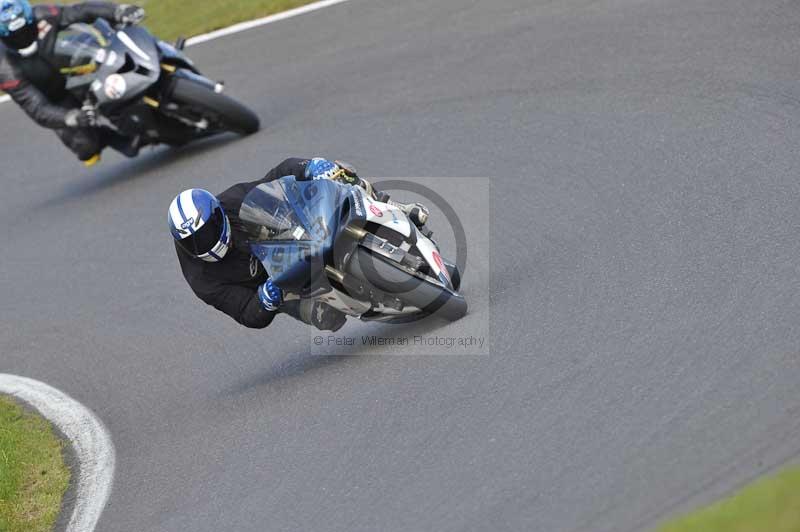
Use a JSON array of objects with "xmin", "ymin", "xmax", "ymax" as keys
[
  {"xmin": 53, "ymin": 24, "xmax": 109, "ymax": 74},
  {"xmin": 239, "ymin": 182, "xmax": 310, "ymax": 242}
]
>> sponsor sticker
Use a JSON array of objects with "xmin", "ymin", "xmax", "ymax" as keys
[
  {"xmin": 350, "ymin": 190, "xmax": 365, "ymax": 217},
  {"xmin": 0, "ymin": 80, "xmax": 20, "ymax": 91},
  {"xmin": 104, "ymin": 74, "xmax": 127, "ymax": 100},
  {"xmin": 432, "ymin": 250, "xmax": 451, "ymax": 283},
  {"xmin": 369, "ymin": 204, "xmax": 383, "ymax": 217}
]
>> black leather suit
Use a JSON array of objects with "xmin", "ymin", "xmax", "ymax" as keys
[{"xmin": 0, "ymin": 3, "xmax": 126, "ymax": 160}]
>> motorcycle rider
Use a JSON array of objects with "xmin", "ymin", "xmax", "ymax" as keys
[
  {"xmin": 0, "ymin": 0, "xmax": 146, "ymax": 165},
  {"xmin": 168, "ymin": 158, "xmax": 429, "ymax": 331}
]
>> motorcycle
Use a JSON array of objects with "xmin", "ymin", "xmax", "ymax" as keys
[
  {"xmin": 53, "ymin": 18, "xmax": 259, "ymax": 148},
  {"xmin": 239, "ymin": 176, "xmax": 468, "ymax": 325}
]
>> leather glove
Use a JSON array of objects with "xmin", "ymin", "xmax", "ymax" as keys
[
  {"xmin": 115, "ymin": 4, "xmax": 145, "ymax": 26},
  {"xmin": 305, "ymin": 158, "xmax": 340, "ymax": 180},
  {"xmin": 258, "ymin": 279, "xmax": 283, "ymax": 312},
  {"xmin": 305, "ymin": 157, "xmax": 361, "ymax": 184},
  {"xmin": 64, "ymin": 105, "xmax": 97, "ymax": 128},
  {"xmin": 333, "ymin": 159, "xmax": 360, "ymax": 185}
]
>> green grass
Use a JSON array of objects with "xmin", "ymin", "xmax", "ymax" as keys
[
  {"xmin": 0, "ymin": 396, "xmax": 70, "ymax": 532},
  {"xmin": 658, "ymin": 467, "xmax": 800, "ymax": 532},
  {"xmin": 140, "ymin": 0, "xmax": 320, "ymax": 42},
  {"xmin": 36, "ymin": 0, "xmax": 320, "ymax": 41}
]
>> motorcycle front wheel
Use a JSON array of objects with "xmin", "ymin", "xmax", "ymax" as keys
[
  {"xmin": 346, "ymin": 248, "xmax": 468, "ymax": 322},
  {"xmin": 169, "ymin": 77, "xmax": 260, "ymax": 135}
]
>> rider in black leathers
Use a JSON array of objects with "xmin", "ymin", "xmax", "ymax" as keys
[
  {"xmin": 0, "ymin": 1, "xmax": 145, "ymax": 163},
  {"xmin": 173, "ymin": 158, "xmax": 349, "ymax": 331},
  {"xmin": 171, "ymin": 157, "xmax": 430, "ymax": 332}
]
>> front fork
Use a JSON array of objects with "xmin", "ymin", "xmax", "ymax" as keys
[{"xmin": 141, "ymin": 65, "xmax": 224, "ymax": 130}]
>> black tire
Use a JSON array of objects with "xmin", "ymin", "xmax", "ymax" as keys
[
  {"xmin": 169, "ymin": 77, "xmax": 260, "ymax": 135},
  {"xmin": 346, "ymin": 248, "xmax": 468, "ymax": 322}
]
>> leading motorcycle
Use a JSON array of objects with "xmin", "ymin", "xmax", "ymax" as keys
[{"xmin": 239, "ymin": 176, "xmax": 468, "ymax": 325}]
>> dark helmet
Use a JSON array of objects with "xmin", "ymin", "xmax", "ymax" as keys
[{"xmin": 0, "ymin": 0, "xmax": 37, "ymax": 56}]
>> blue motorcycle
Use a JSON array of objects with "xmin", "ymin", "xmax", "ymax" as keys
[{"xmin": 240, "ymin": 176, "xmax": 468, "ymax": 324}]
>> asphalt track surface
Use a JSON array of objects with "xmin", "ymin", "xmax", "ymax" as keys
[{"xmin": 2, "ymin": 0, "xmax": 800, "ymax": 531}]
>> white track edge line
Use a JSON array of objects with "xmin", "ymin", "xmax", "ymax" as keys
[
  {"xmin": 185, "ymin": 0, "xmax": 353, "ymax": 46},
  {"xmin": 0, "ymin": 0, "xmax": 350, "ymax": 525},
  {"xmin": 0, "ymin": 0, "xmax": 352, "ymax": 106},
  {"xmin": 0, "ymin": 374, "xmax": 116, "ymax": 532}
]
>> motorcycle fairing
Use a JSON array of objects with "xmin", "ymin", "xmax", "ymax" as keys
[
  {"xmin": 355, "ymin": 188, "xmax": 412, "ymax": 238},
  {"xmin": 156, "ymin": 39, "xmax": 196, "ymax": 72},
  {"xmin": 55, "ymin": 20, "xmax": 159, "ymax": 106},
  {"xmin": 413, "ymin": 228, "xmax": 453, "ymax": 289},
  {"xmin": 348, "ymin": 187, "xmax": 453, "ymax": 291}
]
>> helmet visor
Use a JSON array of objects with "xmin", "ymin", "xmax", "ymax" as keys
[
  {"xmin": 2, "ymin": 20, "xmax": 35, "ymax": 50},
  {"xmin": 176, "ymin": 207, "xmax": 225, "ymax": 257}
]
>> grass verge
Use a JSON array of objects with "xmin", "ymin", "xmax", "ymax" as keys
[
  {"xmin": 36, "ymin": 0, "xmax": 321, "ymax": 41},
  {"xmin": 657, "ymin": 467, "xmax": 800, "ymax": 532},
  {"xmin": 0, "ymin": 395, "xmax": 70, "ymax": 532}
]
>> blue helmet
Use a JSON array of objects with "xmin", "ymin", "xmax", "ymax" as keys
[
  {"xmin": 168, "ymin": 189, "xmax": 232, "ymax": 262},
  {"xmin": 0, "ymin": 0, "xmax": 36, "ymax": 54}
]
